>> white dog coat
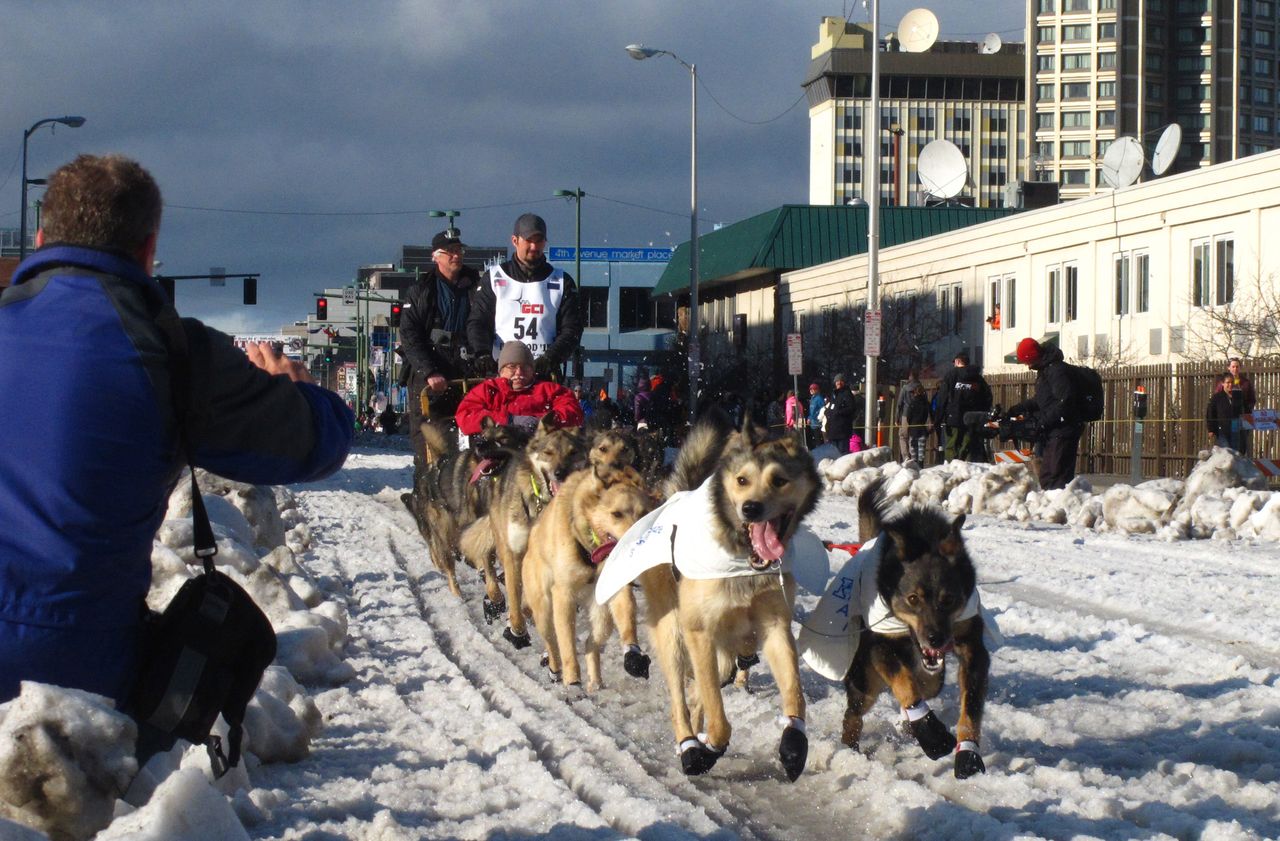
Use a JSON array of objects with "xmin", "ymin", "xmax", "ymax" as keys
[
  {"xmin": 595, "ymin": 476, "xmax": 830, "ymax": 605},
  {"xmin": 797, "ymin": 536, "xmax": 1004, "ymax": 681}
]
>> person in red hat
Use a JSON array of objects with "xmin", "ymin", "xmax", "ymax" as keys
[{"xmin": 1007, "ymin": 337, "xmax": 1084, "ymax": 489}]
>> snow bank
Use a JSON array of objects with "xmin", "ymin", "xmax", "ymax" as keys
[
  {"xmin": 0, "ymin": 470, "xmax": 351, "ymax": 840},
  {"xmin": 817, "ymin": 446, "xmax": 1280, "ymax": 542}
]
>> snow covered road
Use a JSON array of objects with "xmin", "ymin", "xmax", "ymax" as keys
[{"xmin": 247, "ymin": 448, "xmax": 1280, "ymax": 841}]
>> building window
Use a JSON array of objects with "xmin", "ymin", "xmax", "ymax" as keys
[
  {"xmin": 1256, "ymin": 28, "xmax": 1273, "ymax": 47},
  {"xmin": 1098, "ymin": 110, "xmax": 1117, "ymax": 127},
  {"xmin": 1065, "ymin": 264, "xmax": 1079, "ymax": 321},
  {"xmin": 1063, "ymin": 23, "xmax": 1091, "ymax": 40},
  {"xmin": 1216, "ymin": 238, "xmax": 1234, "ymax": 305},
  {"xmin": 1114, "ymin": 253, "xmax": 1130, "ymax": 315},
  {"xmin": 1098, "ymin": 80, "xmax": 1116, "ymax": 98},
  {"xmin": 1099, "ymin": 51, "xmax": 1117, "ymax": 69},
  {"xmin": 1047, "ymin": 266, "xmax": 1061, "ymax": 323},
  {"xmin": 1037, "ymin": 112, "xmax": 1056, "ymax": 129},
  {"xmin": 1098, "ymin": 22, "xmax": 1117, "ymax": 40},
  {"xmin": 1038, "ymin": 25, "xmax": 1056, "ymax": 42},
  {"xmin": 1038, "ymin": 0, "xmax": 1056, "ymax": 13},
  {"xmin": 1099, "ymin": 0, "xmax": 1117, "ymax": 7},
  {"xmin": 1147, "ymin": 82, "xmax": 1164, "ymax": 101},
  {"xmin": 989, "ymin": 277, "xmax": 1002, "ymax": 330},
  {"xmin": 1136, "ymin": 252, "xmax": 1150, "ymax": 313},
  {"xmin": 1061, "ymin": 168, "xmax": 1089, "ymax": 185},
  {"xmin": 1063, "ymin": 82, "xmax": 1091, "ymax": 99},
  {"xmin": 1037, "ymin": 54, "xmax": 1056, "ymax": 72},
  {"xmin": 1062, "ymin": 110, "xmax": 1091, "ymax": 128},
  {"xmin": 619, "ymin": 287, "xmax": 674, "ymax": 331},
  {"xmin": 1254, "ymin": 114, "xmax": 1273, "ymax": 132},
  {"xmin": 582, "ymin": 286, "xmax": 609, "ymax": 329},
  {"xmin": 1255, "ymin": 87, "xmax": 1273, "ymax": 105},
  {"xmin": 1148, "ymin": 53, "xmax": 1164, "ymax": 72},
  {"xmin": 1064, "ymin": 0, "xmax": 1091, "ymax": 10},
  {"xmin": 1037, "ymin": 83, "xmax": 1056, "ymax": 102},
  {"xmin": 1062, "ymin": 140, "xmax": 1091, "ymax": 157},
  {"xmin": 1005, "ymin": 276, "xmax": 1018, "ymax": 329},
  {"xmin": 1063, "ymin": 53, "xmax": 1092, "ymax": 71},
  {"xmin": 1255, "ymin": 58, "xmax": 1273, "ymax": 75}
]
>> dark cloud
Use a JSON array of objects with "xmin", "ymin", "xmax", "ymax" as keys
[{"xmin": 2, "ymin": 0, "xmax": 1024, "ymax": 331}]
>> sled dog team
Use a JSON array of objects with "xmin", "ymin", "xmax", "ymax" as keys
[{"xmin": 409, "ymin": 412, "xmax": 996, "ymax": 782}]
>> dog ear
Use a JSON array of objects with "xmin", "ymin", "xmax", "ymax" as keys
[
  {"xmin": 887, "ymin": 527, "xmax": 911, "ymax": 561},
  {"xmin": 939, "ymin": 514, "xmax": 966, "ymax": 559},
  {"xmin": 538, "ymin": 412, "xmax": 559, "ymax": 433},
  {"xmin": 480, "ymin": 416, "xmax": 495, "ymax": 431}
]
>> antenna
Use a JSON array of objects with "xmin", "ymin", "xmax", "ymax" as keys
[
  {"xmin": 980, "ymin": 33, "xmax": 1003, "ymax": 54},
  {"xmin": 1101, "ymin": 136, "xmax": 1144, "ymax": 188},
  {"xmin": 1151, "ymin": 124, "xmax": 1182, "ymax": 176},
  {"xmin": 897, "ymin": 8, "xmax": 939, "ymax": 53},
  {"xmin": 917, "ymin": 139, "xmax": 968, "ymax": 199}
]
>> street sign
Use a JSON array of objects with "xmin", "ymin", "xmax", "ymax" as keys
[
  {"xmin": 786, "ymin": 333, "xmax": 804, "ymax": 376},
  {"xmin": 342, "ymin": 287, "xmax": 357, "ymax": 306},
  {"xmin": 864, "ymin": 309, "xmax": 882, "ymax": 357}
]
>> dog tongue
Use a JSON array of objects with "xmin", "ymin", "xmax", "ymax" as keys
[
  {"xmin": 749, "ymin": 521, "xmax": 785, "ymax": 562},
  {"xmin": 469, "ymin": 458, "xmax": 496, "ymax": 484},
  {"xmin": 589, "ymin": 539, "xmax": 618, "ymax": 565}
]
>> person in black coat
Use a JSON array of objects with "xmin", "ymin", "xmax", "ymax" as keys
[
  {"xmin": 1206, "ymin": 372, "xmax": 1245, "ymax": 450},
  {"xmin": 1008, "ymin": 338, "xmax": 1083, "ymax": 490},
  {"xmin": 934, "ymin": 352, "xmax": 993, "ymax": 462},
  {"xmin": 825, "ymin": 373, "xmax": 857, "ymax": 454}
]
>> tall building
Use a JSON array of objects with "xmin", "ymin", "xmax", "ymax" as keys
[
  {"xmin": 1028, "ymin": 0, "xmax": 1280, "ymax": 200},
  {"xmin": 805, "ymin": 17, "xmax": 1027, "ymax": 208}
]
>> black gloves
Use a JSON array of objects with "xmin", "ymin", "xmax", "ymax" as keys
[
  {"xmin": 534, "ymin": 354, "xmax": 559, "ymax": 380},
  {"xmin": 472, "ymin": 355, "xmax": 497, "ymax": 378}
]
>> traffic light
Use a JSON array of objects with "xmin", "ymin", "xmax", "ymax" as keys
[
  {"xmin": 389, "ymin": 302, "xmax": 402, "ymax": 327},
  {"xmin": 323, "ymin": 344, "xmax": 333, "ymax": 363},
  {"xmin": 243, "ymin": 276, "xmax": 257, "ymax": 306},
  {"xmin": 316, "ymin": 297, "xmax": 328, "ymax": 320}
]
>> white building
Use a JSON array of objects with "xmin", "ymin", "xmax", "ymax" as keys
[{"xmin": 783, "ymin": 147, "xmax": 1280, "ymax": 372}]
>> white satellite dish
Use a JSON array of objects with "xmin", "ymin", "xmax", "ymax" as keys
[
  {"xmin": 1151, "ymin": 124, "xmax": 1182, "ymax": 176},
  {"xmin": 917, "ymin": 139, "xmax": 968, "ymax": 199},
  {"xmin": 1101, "ymin": 136, "xmax": 1145, "ymax": 188},
  {"xmin": 980, "ymin": 32, "xmax": 1003, "ymax": 54},
  {"xmin": 897, "ymin": 8, "xmax": 939, "ymax": 53}
]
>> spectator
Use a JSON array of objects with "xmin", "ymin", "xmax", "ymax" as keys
[
  {"xmin": 825, "ymin": 373, "xmax": 857, "ymax": 455},
  {"xmin": 379, "ymin": 403, "xmax": 399, "ymax": 436},
  {"xmin": 455, "ymin": 340, "xmax": 583, "ymax": 436},
  {"xmin": 902, "ymin": 383, "xmax": 933, "ymax": 466},
  {"xmin": 986, "ymin": 302, "xmax": 1001, "ymax": 330},
  {"xmin": 896, "ymin": 370, "xmax": 925, "ymax": 461},
  {"xmin": 633, "ymin": 374, "xmax": 653, "ymax": 429},
  {"xmin": 784, "ymin": 389, "xmax": 801, "ymax": 430},
  {"xmin": 0, "ymin": 154, "xmax": 353, "ymax": 705},
  {"xmin": 573, "ymin": 383, "xmax": 594, "ymax": 421},
  {"xmin": 1216, "ymin": 357, "xmax": 1258, "ymax": 454},
  {"xmin": 466, "ymin": 213, "xmax": 583, "ymax": 381},
  {"xmin": 806, "ymin": 382, "xmax": 824, "ymax": 448},
  {"xmin": 1206, "ymin": 372, "xmax": 1245, "ymax": 451},
  {"xmin": 935, "ymin": 353, "xmax": 993, "ymax": 462},
  {"xmin": 593, "ymin": 389, "xmax": 619, "ymax": 430},
  {"xmin": 1008, "ymin": 337, "xmax": 1084, "ymax": 490}
]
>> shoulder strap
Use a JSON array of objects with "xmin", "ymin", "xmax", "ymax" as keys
[{"xmin": 154, "ymin": 311, "xmax": 218, "ymax": 573}]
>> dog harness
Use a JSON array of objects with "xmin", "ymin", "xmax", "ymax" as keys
[
  {"xmin": 797, "ymin": 536, "xmax": 1004, "ymax": 681},
  {"xmin": 595, "ymin": 476, "xmax": 829, "ymax": 605}
]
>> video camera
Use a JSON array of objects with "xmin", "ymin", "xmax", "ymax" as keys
[{"xmin": 964, "ymin": 405, "xmax": 1040, "ymax": 442}]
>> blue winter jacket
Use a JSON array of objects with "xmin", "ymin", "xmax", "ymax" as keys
[{"xmin": 0, "ymin": 245, "xmax": 353, "ymax": 704}]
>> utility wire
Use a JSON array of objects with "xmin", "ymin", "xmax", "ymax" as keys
[
  {"xmin": 165, "ymin": 196, "xmax": 560, "ymax": 218},
  {"xmin": 698, "ymin": 76, "xmax": 808, "ymax": 126}
]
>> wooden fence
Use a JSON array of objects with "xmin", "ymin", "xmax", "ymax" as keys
[{"xmin": 984, "ymin": 361, "xmax": 1279, "ymax": 480}]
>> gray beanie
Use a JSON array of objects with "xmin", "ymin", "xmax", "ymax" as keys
[{"xmin": 498, "ymin": 340, "xmax": 534, "ymax": 370}]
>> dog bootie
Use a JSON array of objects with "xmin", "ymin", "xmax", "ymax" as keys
[
  {"xmin": 623, "ymin": 646, "xmax": 650, "ymax": 680},
  {"xmin": 907, "ymin": 711, "xmax": 957, "ymax": 760},
  {"xmin": 778, "ymin": 718, "xmax": 808, "ymax": 782},
  {"xmin": 503, "ymin": 627, "xmax": 532, "ymax": 649},
  {"xmin": 679, "ymin": 738, "xmax": 725, "ymax": 776},
  {"xmin": 482, "ymin": 596, "xmax": 505, "ymax": 625},
  {"xmin": 954, "ymin": 741, "xmax": 986, "ymax": 779}
]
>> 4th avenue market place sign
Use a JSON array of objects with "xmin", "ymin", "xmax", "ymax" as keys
[{"xmin": 549, "ymin": 247, "xmax": 674, "ymax": 264}]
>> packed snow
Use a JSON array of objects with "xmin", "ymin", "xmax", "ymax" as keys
[{"xmin": 2, "ymin": 441, "xmax": 1278, "ymax": 840}]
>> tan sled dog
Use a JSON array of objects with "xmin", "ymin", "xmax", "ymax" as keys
[
  {"xmin": 597, "ymin": 415, "xmax": 823, "ymax": 780},
  {"xmin": 522, "ymin": 441, "xmax": 656, "ymax": 690}
]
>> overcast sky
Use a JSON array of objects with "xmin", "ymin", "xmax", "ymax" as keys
[{"xmin": 2, "ymin": 0, "xmax": 1026, "ymax": 334}]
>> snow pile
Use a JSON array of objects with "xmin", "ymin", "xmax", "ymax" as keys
[
  {"xmin": 0, "ymin": 471, "xmax": 348, "ymax": 840},
  {"xmin": 818, "ymin": 446, "xmax": 1280, "ymax": 542}
]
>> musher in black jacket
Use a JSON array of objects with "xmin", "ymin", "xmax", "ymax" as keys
[
  {"xmin": 935, "ymin": 352, "xmax": 993, "ymax": 462},
  {"xmin": 466, "ymin": 213, "xmax": 583, "ymax": 381},
  {"xmin": 1008, "ymin": 338, "xmax": 1083, "ymax": 490},
  {"xmin": 400, "ymin": 228, "xmax": 481, "ymax": 496}
]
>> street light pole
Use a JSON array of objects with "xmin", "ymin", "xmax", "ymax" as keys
[
  {"xmin": 552, "ymin": 188, "xmax": 584, "ymax": 292},
  {"xmin": 19, "ymin": 115, "xmax": 86, "ymax": 261},
  {"xmin": 428, "ymin": 209, "xmax": 461, "ymax": 238},
  {"xmin": 865, "ymin": 2, "xmax": 882, "ymax": 444},
  {"xmin": 626, "ymin": 44, "xmax": 699, "ymax": 425}
]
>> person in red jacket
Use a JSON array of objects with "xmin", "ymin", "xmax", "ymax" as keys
[{"xmin": 455, "ymin": 340, "xmax": 583, "ymax": 435}]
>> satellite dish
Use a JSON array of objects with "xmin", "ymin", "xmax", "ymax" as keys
[
  {"xmin": 1101, "ymin": 136, "xmax": 1144, "ymax": 188},
  {"xmin": 917, "ymin": 139, "xmax": 968, "ymax": 199},
  {"xmin": 1151, "ymin": 124, "xmax": 1182, "ymax": 176},
  {"xmin": 980, "ymin": 32, "xmax": 1003, "ymax": 54},
  {"xmin": 897, "ymin": 8, "xmax": 939, "ymax": 53}
]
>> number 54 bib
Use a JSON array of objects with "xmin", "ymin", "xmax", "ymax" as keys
[{"xmin": 488, "ymin": 265, "xmax": 564, "ymax": 359}]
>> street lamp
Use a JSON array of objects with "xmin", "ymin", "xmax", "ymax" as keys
[
  {"xmin": 552, "ymin": 187, "xmax": 584, "ymax": 292},
  {"xmin": 428, "ymin": 209, "xmax": 461, "ymax": 238},
  {"xmin": 626, "ymin": 43, "xmax": 700, "ymax": 424},
  {"xmin": 20, "ymin": 115, "xmax": 86, "ymax": 260}
]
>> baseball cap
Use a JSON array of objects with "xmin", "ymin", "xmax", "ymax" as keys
[
  {"xmin": 808, "ymin": 382, "xmax": 820, "ymax": 391},
  {"xmin": 513, "ymin": 213, "xmax": 547, "ymax": 239},
  {"xmin": 431, "ymin": 229, "xmax": 467, "ymax": 251}
]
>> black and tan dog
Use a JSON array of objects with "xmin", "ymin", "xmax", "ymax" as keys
[
  {"xmin": 597, "ymin": 413, "xmax": 824, "ymax": 781},
  {"xmin": 461, "ymin": 415, "xmax": 587, "ymax": 649},
  {"xmin": 411, "ymin": 418, "xmax": 529, "ymax": 598},
  {"xmin": 841, "ymin": 478, "xmax": 990, "ymax": 779},
  {"xmin": 522, "ymin": 431, "xmax": 657, "ymax": 690}
]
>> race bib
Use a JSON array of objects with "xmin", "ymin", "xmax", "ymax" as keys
[{"xmin": 489, "ymin": 265, "xmax": 564, "ymax": 359}]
